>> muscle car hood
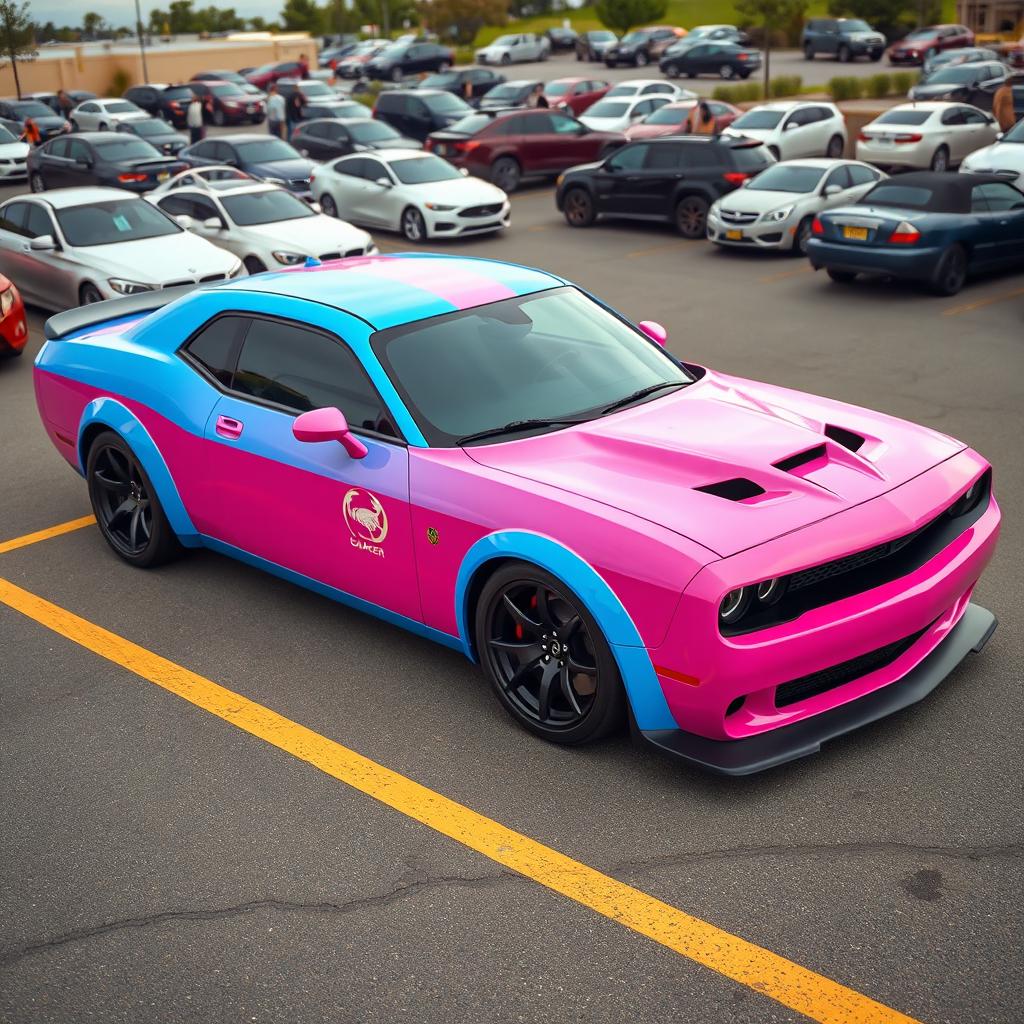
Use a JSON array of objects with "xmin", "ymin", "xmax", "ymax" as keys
[{"xmin": 465, "ymin": 371, "xmax": 964, "ymax": 557}]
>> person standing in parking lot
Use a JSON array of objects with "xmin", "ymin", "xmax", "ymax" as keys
[
  {"xmin": 286, "ymin": 87, "xmax": 305, "ymax": 131},
  {"xmin": 993, "ymin": 78, "xmax": 1018, "ymax": 132},
  {"xmin": 267, "ymin": 83, "xmax": 285, "ymax": 138},
  {"xmin": 187, "ymin": 94, "xmax": 205, "ymax": 143},
  {"xmin": 527, "ymin": 83, "xmax": 548, "ymax": 108},
  {"xmin": 298, "ymin": 53, "xmax": 310, "ymax": 79},
  {"xmin": 686, "ymin": 101, "xmax": 717, "ymax": 135},
  {"xmin": 56, "ymin": 90, "xmax": 74, "ymax": 121},
  {"xmin": 20, "ymin": 117, "xmax": 41, "ymax": 146}
]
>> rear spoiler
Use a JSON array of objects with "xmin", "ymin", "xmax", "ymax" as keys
[{"xmin": 43, "ymin": 285, "xmax": 201, "ymax": 341}]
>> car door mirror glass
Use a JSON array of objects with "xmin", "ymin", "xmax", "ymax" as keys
[
  {"xmin": 29, "ymin": 233, "xmax": 56, "ymax": 251},
  {"xmin": 638, "ymin": 320, "xmax": 667, "ymax": 346},
  {"xmin": 292, "ymin": 407, "xmax": 368, "ymax": 459}
]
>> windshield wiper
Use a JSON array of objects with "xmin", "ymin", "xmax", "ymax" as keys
[
  {"xmin": 601, "ymin": 381, "xmax": 687, "ymax": 416},
  {"xmin": 456, "ymin": 417, "xmax": 590, "ymax": 446}
]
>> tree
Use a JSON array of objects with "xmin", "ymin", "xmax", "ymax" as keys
[
  {"xmin": 734, "ymin": 0, "xmax": 807, "ymax": 95},
  {"xmin": 594, "ymin": 0, "xmax": 666, "ymax": 35},
  {"xmin": 168, "ymin": 0, "xmax": 195, "ymax": 33},
  {"xmin": 353, "ymin": 0, "xmax": 418, "ymax": 37},
  {"xmin": 826, "ymin": 0, "xmax": 938, "ymax": 39},
  {"xmin": 82, "ymin": 11, "xmax": 108, "ymax": 37},
  {"xmin": 280, "ymin": 0, "xmax": 324, "ymax": 33},
  {"xmin": 325, "ymin": 0, "xmax": 361, "ymax": 34},
  {"xmin": 418, "ymin": 0, "xmax": 507, "ymax": 45},
  {"xmin": 0, "ymin": 0, "xmax": 36, "ymax": 99},
  {"xmin": 248, "ymin": 15, "xmax": 274, "ymax": 30}
]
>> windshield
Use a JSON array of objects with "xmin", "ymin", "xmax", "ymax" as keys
[
  {"xmin": 492, "ymin": 35, "xmax": 518, "ymax": 46},
  {"xmin": 585, "ymin": 99, "xmax": 628, "ymax": 117},
  {"xmin": 162, "ymin": 86, "xmax": 195, "ymax": 100},
  {"xmin": 12, "ymin": 102, "xmax": 53, "ymax": 117},
  {"xmin": 874, "ymin": 109, "xmax": 932, "ymax": 125},
  {"xmin": 421, "ymin": 72, "xmax": 459, "ymax": 88},
  {"xmin": 300, "ymin": 81, "xmax": 333, "ymax": 97},
  {"xmin": 485, "ymin": 83, "xmax": 528, "ymax": 100},
  {"xmin": 423, "ymin": 92, "xmax": 472, "ymax": 114},
  {"xmin": 379, "ymin": 45, "xmax": 406, "ymax": 59},
  {"xmin": 687, "ymin": 27, "xmax": 713, "ymax": 38},
  {"xmin": 925, "ymin": 65, "xmax": 986, "ymax": 83},
  {"xmin": 841, "ymin": 20, "xmax": 871, "ymax": 31},
  {"xmin": 95, "ymin": 139, "xmax": 162, "ymax": 161},
  {"xmin": 905, "ymin": 28, "xmax": 937, "ymax": 39},
  {"xmin": 330, "ymin": 101, "xmax": 369, "ymax": 117},
  {"xmin": 606, "ymin": 84, "xmax": 638, "ymax": 97},
  {"xmin": 235, "ymin": 138, "xmax": 301, "ymax": 162},
  {"xmin": 221, "ymin": 189, "xmax": 314, "ymax": 225},
  {"xmin": 348, "ymin": 120, "xmax": 398, "ymax": 142},
  {"xmin": 445, "ymin": 113, "xmax": 493, "ymax": 135},
  {"xmin": 589, "ymin": 31, "xmax": 615, "ymax": 41},
  {"xmin": 56, "ymin": 198, "xmax": 180, "ymax": 247},
  {"xmin": 621, "ymin": 31, "xmax": 645, "ymax": 43},
  {"xmin": 105, "ymin": 101, "xmax": 141, "ymax": 113},
  {"xmin": 1003, "ymin": 119, "xmax": 1024, "ymax": 143},
  {"xmin": 0, "ymin": 125, "xmax": 17, "ymax": 144},
  {"xmin": 645, "ymin": 103, "xmax": 692, "ymax": 124},
  {"xmin": 131, "ymin": 120, "xmax": 175, "ymax": 136},
  {"xmin": 748, "ymin": 163, "xmax": 824, "ymax": 192},
  {"xmin": 731, "ymin": 109, "xmax": 784, "ymax": 129},
  {"xmin": 210, "ymin": 83, "xmax": 246, "ymax": 96},
  {"xmin": 372, "ymin": 287, "xmax": 692, "ymax": 446},
  {"xmin": 544, "ymin": 81, "xmax": 572, "ymax": 96},
  {"xmin": 389, "ymin": 155, "xmax": 462, "ymax": 184}
]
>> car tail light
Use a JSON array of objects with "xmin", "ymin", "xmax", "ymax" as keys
[
  {"xmin": 309, "ymin": 169, "xmax": 316, "ymax": 183},
  {"xmin": 118, "ymin": 172, "xmax": 147, "ymax": 182},
  {"xmin": 858, "ymin": 131, "xmax": 872, "ymax": 141},
  {"xmin": 722, "ymin": 171, "xmax": 749, "ymax": 185},
  {"xmin": 424, "ymin": 138, "xmax": 434, "ymax": 151},
  {"xmin": 169, "ymin": 100, "xmax": 182, "ymax": 112},
  {"xmin": 454, "ymin": 140, "xmax": 481, "ymax": 153},
  {"xmin": 811, "ymin": 217, "xmax": 824, "ymax": 235},
  {"xmin": 889, "ymin": 220, "xmax": 920, "ymax": 244},
  {"xmin": 892, "ymin": 133, "xmax": 922, "ymax": 143},
  {"xmin": 737, "ymin": 53, "xmax": 748, "ymax": 60}
]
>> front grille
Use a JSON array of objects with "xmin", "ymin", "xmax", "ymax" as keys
[
  {"xmin": 344, "ymin": 246, "xmax": 366, "ymax": 257},
  {"xmin": 319, "ymin": 251, "xmax": 340, "ymax": 261},
  {"xmin": 788, "ymin": 539, "xmax": 893, "ymax": 592},
  {"xmin": 775, "ymin": 626, "xmax": 929, "ymax": 707},
  {"xmin": 199, "ymin": 273, "xmax": 225, "ymax": 282},
  {"xmin": 460, "ymin": 203, "xmax": 503, "ymax": 218},
  {"xmin": 288, "ymin": 178, "xmax": 310, "ymax": 190},
  {"xmin": 719, "ymin": 209, "xmax": 758, "ymax": 224},
  {"xmin": 164, "ymin": 279, "xmax": 193, "ymax": 289}
]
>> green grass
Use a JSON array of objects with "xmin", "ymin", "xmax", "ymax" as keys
[{"xmin": 473, "ymin": 0, "xmax": 956, "ymax": 47}]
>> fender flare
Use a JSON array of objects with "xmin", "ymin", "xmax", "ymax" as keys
[
  {"xmin": 78, "ymin": 397, "xmax": 201, "ymax": 546},
  {"xmin": 454, "ymin": 530, "xmax": 677, "ymax": 731}
]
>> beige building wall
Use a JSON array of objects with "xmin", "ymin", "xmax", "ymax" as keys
[
  {"xmin": 0, "ymin": 35, "xmax": 314, "ymax": 97},
  {"xmin": 955, "ymin": 0, "xmax": 1024, "ymax": 34}
]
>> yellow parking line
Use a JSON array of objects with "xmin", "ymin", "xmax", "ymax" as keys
[
  {"xmin": 759, "ymin": 266, "xmax": 815, "ymax": 284},
  {"xmin": 0, "ymin": 515, "xmax": 95, "ymax": 556},
  {"xmin": 0, "ymin": 574, "xmax": 920, "ymax": 1024},
  {"xmin": 941, "ymin": 286, "xmax": 1024, "ymax": 317}
]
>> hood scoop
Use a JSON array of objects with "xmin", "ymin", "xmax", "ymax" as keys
[
  {"xmin": 824, "ymin": 424, "xmax": 866, "ymax": 453},
  {"xmin": 774, "ymin": 444, "xmax": 826, "ymax": 474},
  {"xmin": 694, "ymin": 477, "xmax": 765, "ymax": 502}
]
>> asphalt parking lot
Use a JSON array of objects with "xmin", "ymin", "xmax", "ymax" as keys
[{"xmin": 1, "ymin": 104, "xmax": 1023, "ymax": 1023}]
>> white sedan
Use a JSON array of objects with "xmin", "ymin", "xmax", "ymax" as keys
[
  {"xmin": 960, "ymin": 117, "xmax": 1024, "ymax": 186},
  {"xmin": 723, "ymin": 101, "xmax": 847, "ymax": 160},
  {"xmin": 855, "ymin": 101, "xmax": 999, "ymax": 172},
  {"xmin": 148, "ymin": 179, "xmax": 375, "ymax": 274},
  {"xmin": 579, "ymin": 94, "xmax": 674, "ymax": 133},
  {"xmin": 475, "ymin": 33, "xmax": 549, "ymax": 65},
  {"xmin": 69, "ymin": 98, "xmax": 149, "ymax": 132},
  {"xmin": 0, "ymin": 187, "xmax": 241, "ymax": 310},
  {"xmin": 707, "ymin": 158, "xmax": 885, "ymax": 254},
  {"xmin": 312, "ymin": 149, "xmax": 510, "ymax": 242},
  {"xmin": 0, "ymin": 122, "xmax": 28, "ymax": 181},
  {"xmin": 604, "ymin": 78, "xmax": 693, "ymax": 101}
]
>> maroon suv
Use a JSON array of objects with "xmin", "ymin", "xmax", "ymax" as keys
[
  {"xmin": 888, "ymin": 24, "xmax": 974, "ymax": 65},
  {"xmin": 425, "ymin": 108, "xmax": 625, "ymax": 191}
]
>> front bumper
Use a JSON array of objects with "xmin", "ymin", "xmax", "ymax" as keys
[
  {"xmin": 642, "ymin": 603, "xmax": 997, "ymax": 774},
  {"xmin": 889, "ymin": 51, "xmax": 923, "ymax": 64},
  {"xmin": 425, "ymin": 203, "xmax": 510, "ymax": 237},
  {"xmin": 707, "ymin": 210, "xmax": 794, "ymax": 249},
  {"xmin": 807, "ymin": 237, "xmax": 942, "ymax": 280}
]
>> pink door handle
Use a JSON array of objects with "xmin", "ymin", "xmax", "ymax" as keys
[{"xmin": 215, "ymin": 415, "xmax": 244, "ymax": 440}]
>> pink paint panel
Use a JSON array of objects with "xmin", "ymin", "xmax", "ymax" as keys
[{"xmin": 354, "ymin": 257, "xmax": 517, "ymax": 310}]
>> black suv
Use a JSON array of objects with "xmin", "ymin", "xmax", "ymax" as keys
[
  {"xmin": 372, "ymin": 89, "xmax": 473, "ymax": 142},
  {"xmin": 555, "ymin": 135, "xmax": 773, "ymax": 238},
  {"xmin": 123, "ymin": 84, "xmax": 197, "ymax": 126},
  {"xmin": 801, "ymin": 18, "xmax": 886, "ymax": 62}
]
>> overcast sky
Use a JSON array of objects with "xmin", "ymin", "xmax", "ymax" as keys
[{"xmin": 34, "ymin": 0, "xmax": 289, "ymax": 28}]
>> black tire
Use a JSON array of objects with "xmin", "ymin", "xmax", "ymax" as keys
[
  {"xmin": 98, "ymin": 121, "xmax": 108, "ymax": 131},
  {"xmin": 794, "ymin": 215, "xmax": 815, "ymax": 255},
  {"xmin": 501, "ymin": 53, "xmax": 511, "ymax": 65},
  {"xmin": 838, "ymin": 44, "xmax": 851, "ymax": 63},
  {"xmin": 401, "ymin": 206, "xmax": 427, "ymax": 242},
  {"xmin": 490, "ymin": 155, "xmax": 521, "ymax": 192},
  {"xmin": 29, "ymin": 172, "xmax": 45, "ymax": 193},
  {"xmin": 929, "ymin": 244, "xmax": 967, "ymax": 296},
  {"xmin": 243, "ymin": 256, "xmax": 266, "ymax": 274},
  {"xmin": 213, "ymin": 107, "xmax": 225, "ymax": 126},
  {"xmin": 86, "ymin": 430, "xmax": 182, "ymax": 568},
  {"xmin": 768, "ymin": 144, "xmax": 780, "ymax": 161},
  {"xmin": 562, "ymin": 186, "xmax": 595, "ymax": 227},
  {"xmin": 870, "ymin": 50, "xmax": 883, "ymax": 62},
  {"xmin": 664, "ymin": 62, "xmax": 680, "ymax": 78},
  {"xmin": 474, "ymin": 561, "xmax": 626, "ymax": 744},
  {"xmin": 320, "ymin": 193, "xmax": 338, "ymax": 218},
  {"xmin": 720, "ymin": 64, "xmax": 734, "ymax": 79},
  {"xmin": 0, "ymin": 344, "xmax": 24, "ymax": 359},
  {"xmin": 70, "ymin": 118, "xmax": 80, "ymax": 131},
  {"xmin": 390, "ymin": 66, "xmax": 402, "ymax": 82},
  {"xmin": 635, "ymin": 51, "xmax": 649, "ymax": 67},
  {"xmin": 674, "ymin": 194, "xmax": 709, "ymax": 238},
  {"xmin": 930, "ymin": 145, "xmax": 949, "ymax": 172},
  {"xmin": 79, "ymin": 283, "xmax": 104, "ymax": 304},
  {"xmin": 804, "ymin": 44, "xmax": 815, "ymax": 60},
  {"xmin": 827, "ymin": 268, "xmax": 857, "ymax": 283},
  {"xmin": 826, "ymin": 133, "xmax": 844, "ymax": 158}
]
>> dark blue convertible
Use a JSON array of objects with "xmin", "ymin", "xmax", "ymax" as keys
[{"xmin": 806, "ymin": 171, "xmax": 1024, "ymax": 296}]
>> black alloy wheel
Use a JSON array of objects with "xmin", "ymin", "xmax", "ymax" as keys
[
  {"xmin": 838, "ymin": 44, "xmax": 851, "ymax": 63},
  {"xmin": 476, "ymin": 563, "xmax": 624, "ymax": 743},
  {"xmin": 795, "ymin": 215, "xmax": 815, "ymax": 255},
  {"xmin": 826, "ymin": 134, "xmax": 844, "ymax": 158},
  {"xmin": 320, "ymin": 193, "xmax": 338, "ymax": 218},
  {"xmin": 930, "ymin": 244, "xmax": 967, "ymax": 296},
  {"xmin": 29, "ymin": 171, "xmax": 45, "ymax": 193},
  {"xmin": 665, "ymin": 62, "xmax": 680, "ymax": 78},
  {"xmin": 562, "ymin": 187, "xmax": 595, "ymax": 227},
  {"xmin": 674, "ymin": 194, "xmax": 709, "ymax": 238},
  {"xmin": 79, "ymin": 283, "xmax": 104, "ymax": 304},
  {"xmin": 490, "ymin": 155, "xmax": 521, "ymax": 192},
  {"xmin": 719, "ymin": 64, "xmax": 734, "ymax": 79},
  {"xmin": 86, "ymin": 432, "xmax": 181, "ymax": 567}
]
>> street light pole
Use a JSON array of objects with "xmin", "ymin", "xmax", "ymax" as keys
[{"xmin": 134, "ymin": 0, "xmax": 149, "ymax": 81}]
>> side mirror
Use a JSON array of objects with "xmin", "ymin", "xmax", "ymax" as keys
[
  {"xmin": 174, "ymin": 214, "xmax": 195, "ymax": 229},
  {"xmin": 460, "ymin": 166, "xmax": 469, "ymax": 176},
  {"xmin": 292, "ymin": 406, "xmax": 368, "ymax": 459},
  {"xmin": 783, "ymin": 121, "xmax": 797, "ymax": 131},
  {"xmin": 202, "ymin": 216, "xmax": 223, "ymax": 230},
  {"xmin": 29, "ymin": 234, "xmax": 56, "ymax": 251},
  {"xmin": 996, "ymin": 131, "xmax": 1004, "ymax": 140},
  {"xmin": 375, "ymin": 176, "xmax": 392, "ymax": 188},
  {"xmin": 638, "ymin": 320, "xmax": 667, "ymax": 346},
  {"xmin": 823, "ymin": 183, "xmax": 842, "ymax": 197},
  {"xmin": 310, "ymin": 200, "xmax": 322, "ymax": 212}
]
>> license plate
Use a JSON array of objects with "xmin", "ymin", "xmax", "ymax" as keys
[
  {"xmin": 843, "ymin": 225, "xmax": 868, "ymax": 240},
  {"xmin": 157, "ymin": 172, "xmax": 169, "ymax": 181},
  {"xmin": 436, "ymin": 144, "xmax": 449, "ymax": 156},
  {"xmin": 726, "ymin": 229, "xmax": 743, "ymax": 240},
  {"xmin": 247, "ymin": 105, "xmax": 255, "ymax": 113}
]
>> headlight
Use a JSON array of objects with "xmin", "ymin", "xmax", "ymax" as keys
[
  {"xmin": 272, "ymin": 250, "xmax": 305, "ymax": 265},
  {"xmin": 764, "ymin": 204, "xmax": 794, "ymax": 222},
  {"xmin": 263, "ymin": 176, "xmax": 286, "ymax": 186},
  {"xmin": 0, "ymin": 285, "xmax": 15, "ymax": 317},
  {"xmin": 425, "ymin": 203, "xmax": 456, "ymax": 211},
  {"xmin": 720, "ymin": 576, "xmax": 787, "ymax": 628},
  {"xmin": 948, "ymin": 478, "xmax": 984, "ymax": 518},
  {"xmin": 719, "ymin": 587, "xmax": 751, "ymax": 625},
  {"xmin": 108, "ymin": 278, "xmax": 154, "ymax": 295},
  {"xmin": 366, "ymin": 243, "xmax": 379, "ymax": 255}
]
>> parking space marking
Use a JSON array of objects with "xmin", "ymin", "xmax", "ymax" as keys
[
  {"xmin": 0, "ymin": 515, "xmax": 95, "ymax": 556},
  {"xmin": 941, "ymin": 286, "xmax": 1024, "ymax": 317},
  {"xmin": 759, "ymin": 266, "xmax": 815, "ymax": 285},
  {"xmin": 625, "ymin": 240, "xmax": 697, "ymax": 260},
  {"xmin": 0, "ymin": 574, "xmax": 921, "ymax": 1024}
]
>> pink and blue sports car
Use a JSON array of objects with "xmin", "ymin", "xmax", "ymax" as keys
[{"xmin": 33, "ymin": 255, "xmax": 1000, "ymax": 773}]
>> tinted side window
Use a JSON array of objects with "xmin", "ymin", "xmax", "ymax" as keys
[
  {"xmin": 645, "ymin": 143, "xmax": 683, "ymax": 169},
  {"xmin": 47, "ymin": 138, "xmax": 70, "ymax": 157},
  {"xmin": 606, "ymin": 143, "xmax": 648, "ymax": 171},
  {"xmin": 677, "ymin": 142, "xmax": 718, "ymax": 167},
  {"xmin": 67, "ymin": 139, "xmax": 91, "ymax": 162},
  {"xmin": 362, "ymin": 158, "xmax": 387, "ymax": 181},
  {"xmin": 184, "ymin": 315, "xmax": 246, "ymax": 386},
  {"xmin": 520, "ymin": 113, "xmax": 553, "ymax": 134},
  {"xmin": 233, "ymin": 319, "xmax": 395, "ymax": 434},
  {"xmin": 333, "ymin": 157, "xmax": 366, "ymax": 177},
  {"xmin": 0, "ymin": 202, "xmax": 29, "ymax": 236},
  {"xmin": 24, "ymin": 204, "xmax": 55, "ymax": 239},
  {"xmin": 824, "ymin": 165, "xmax": 851, "ymax": 190},
  {"xmin": 973, "ymin": 182, "xmax": 1024, "ymax": 212},
  {"xmin": 941, "ymin": 108, "xmax": 965, "ymax": 125},
  {"xmin": 848, "ymin": 164, "xmax": 879, "ymax": 186}
]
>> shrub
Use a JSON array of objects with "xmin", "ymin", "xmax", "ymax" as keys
[
  {"xmin": 711, "ymin": 81, "xmax": 763, "ymax": 103},
  {"xmin": 891, "ymin": 71, "xmax": 917, "ymax": 95},
  {"xmin": 769, "ymin": 75, "xmax": 802, "ymax": 98},
  {"xmin": 864, "ymin": 73, "xmax": 892, "ymax": 99},
  {"xmin": 828, "ymin": 76, "xmax": 863, "ymax": 101},
  {"xmin": 352, "ymin": 79, "xmax": 384, "ymax": 107},
  {"xmin": 106, "ymin": 66, "xmax": 133, "ymax": 96}
]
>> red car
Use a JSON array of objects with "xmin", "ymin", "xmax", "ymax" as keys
[
  {"xmin": 624, "ymin": 99, "xmax": 741, "ymax": 140},
  {"xmin": 245, "ymin": 59, "xmax": 305, "ymax": 89},
  {"xmin": 0, "ymin": 273, "xmax": 27, "ymax": 359},
  {"xmin": 187, "ymin": 80, "xmax": 266, "ymax": 126},
  {"xmin": 888, "ymin": 24, "xmax": 974, "ymax": 65},
  {"xmin": 426, "ymin": 107, "xmax": 625, "ymax": 192},
  {"xmin": 543, "ymin": 77, "xmax": 610, "ymax": 115}
]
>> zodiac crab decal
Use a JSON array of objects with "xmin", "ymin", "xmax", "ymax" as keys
[{"xmin": 343, "ymin": 488, "xmax": 388, "ymax": 555}]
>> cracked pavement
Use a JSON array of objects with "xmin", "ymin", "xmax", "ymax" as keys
[{"xmin": 1, "ymin": 175, "xmax": 1022, "ymax": 1023}]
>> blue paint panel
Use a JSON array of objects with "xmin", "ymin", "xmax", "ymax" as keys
[
  {"xmin": 78, "ymin": 397, "xmax": 202, "ymax": 545},
  {"xmin": 454, "ymin": 531, "xmax": 676, "ymax": 731},
  {"xmin": 202, "ymin": 535, "xmax": 467, "ymax": 655}
]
